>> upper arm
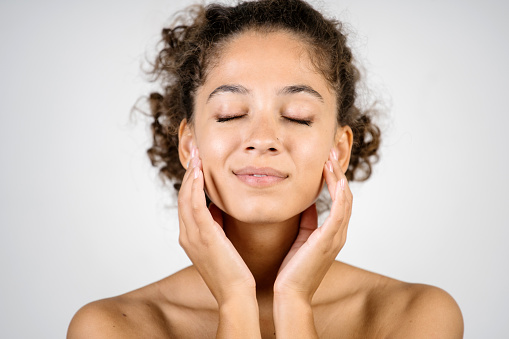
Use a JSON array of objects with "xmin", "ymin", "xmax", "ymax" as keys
[
  {"xmin": 389, "ymin": 284, "xmax": 464, "ymax": 339},
  {"xmin": 67, "ymin": 301, "xmax": 133, "ymax": 339}
]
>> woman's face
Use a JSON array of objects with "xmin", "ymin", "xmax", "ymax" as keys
[{"xmin": 190, "ymin": 30, "xmax": 340, "ymax": 224}]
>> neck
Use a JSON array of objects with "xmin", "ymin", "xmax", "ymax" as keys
[{"xmin": 223, "ymin": 213, "xmax": 300, "ymax": 294}]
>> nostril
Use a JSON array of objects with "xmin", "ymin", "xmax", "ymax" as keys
[
  {"xmin": 246, "ymin": 146, "xmax": 255, "ymax": 150},
  {"xmin": 269, "ymin": 147, "xmax": 277, "ymax": 152}
]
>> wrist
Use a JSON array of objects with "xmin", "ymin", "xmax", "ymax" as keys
[
  {"xmin": 217, "ymin": 294, "xmax": 261, "ymax": 338},
  {"xmin": 219, "ymin": 292, "xmax": 258, "ymax": 311},
  {"xmin": 273, "ymin": 295, "xmax": 317, "ymax": 339},
  {"xmin": 216, "ymin": 285, "xmax": 257, "ymax": 308},
  {"xmin": 274, "ymin": 293, "xmax": 313, "ymax": 316},
  {"xmin": 274, "ymin": 286, "xmax": 313, "ymax": 305}
]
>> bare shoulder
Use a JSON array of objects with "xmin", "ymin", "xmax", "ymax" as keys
[
  {"xmin": 67, "ymin": 267, "xmax": 209, "ymax": 339},
  {"xmin": 67, "ymin": 285, "xmax": 171, "ymax": 339},
  {"xmin": 322, "ymin": 262, "xmax": 463, "ymax": 338},
  {"xmin": 384, "ymin": 282, "xmax": 464, "ymax": 338},
  {"xmin": 67, "ymin": 297, "xmax": 134, "ymax": 339}
]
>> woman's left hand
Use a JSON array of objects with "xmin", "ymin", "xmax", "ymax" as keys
[{"xmin": 273, "ymin": 147, "xmax": 353, "ymax": 303}]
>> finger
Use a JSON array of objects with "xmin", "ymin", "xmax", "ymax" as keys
[
  {"xmin": 325, "ymin": 172, "xmax": 352, "ymax": 245},
  {"xmin": 191, "ymin": 164, "xmax": 219, "ymax": 238},
  {"xmin": 326, "ymin": 146, "xmax": 346, "ymax": 199},
  {"xmin": 323, "ymin": 151, "xmax": 339, "ymax": 202},
  {"xmin": 336, "ymin": 173, "xmax": 353, "ymax": 241},
  {"xmin": 330, "ymin": 147, "xmax": 343, "ymax": 178},
  {"xmin": 181, "ymin": 145, "xmax": 198, "ymax": 182},
  {"xmin": 178, "ymin": 174, "xmax": 193, "ymax": 243},
  {"xmin": 324, "ymin": 160, "xmax": 337, "ymax": 201},
  {"xmin": 321, "ymin": 173, "xmax": 348, "ymax": 235},
  {"xmin": 329, "ymin": 146, "xmax": 353, "ymax": 205},
  {"xmin": 178, "ymin": 154, "xmax": 199, "ymax": 227},
  {"xmin": 331, "ymin": 163, "xmax": 353, "ymax": 209},
  {"xmin": 178, "ymin": 147, "xmax": 201, "ymax": 240}
]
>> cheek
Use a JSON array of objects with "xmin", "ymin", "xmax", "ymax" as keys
[
  {"xmin": 304, "ymin": 148, "xmax": 328, "ymax": 187},
  {"xmin": 195, "ymin": 128, "xmax": 238, "ymax": 207},
  {"xmin": 291, "ymin": 136, "xmax": 331, "ymax": 195},
  {"xmin": 295, "ymin": 129, "xmax": 332, "ymax": 168},
  {"xmin": 196, "ymin": 128, "xmax": 232, "ymax": 167}
]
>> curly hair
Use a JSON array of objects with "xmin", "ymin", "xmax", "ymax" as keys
[{"xmin": 145, "ymin": 0, "xmax": 381, "ymax": 193}]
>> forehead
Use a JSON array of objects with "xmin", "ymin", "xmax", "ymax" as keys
[{"xmin": 200, "ymin": 29, "xmax": 335, "ymax": 99}]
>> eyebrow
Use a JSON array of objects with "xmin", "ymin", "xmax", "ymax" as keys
[
  {"xmin": 207, "ymin": 84, "xmax": 249, "ymax": 102},
  {"xmin": 206, "ymin": 83, "xmax": 324, "ymax": 103},
  {"xmin": 278, "ymin": 85, "xmax": 324, "ymax": 102}
]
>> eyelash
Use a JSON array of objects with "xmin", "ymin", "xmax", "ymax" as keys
[
  {"xmin": 216, "ymin": 115, "xmax": 245, "ymax": 123},
  {"xmin": 216, "ymin": 115, "xmax": 312, "ymax": 126},
  {"xmin": 284, "ymin": 117, "xmax": 312, "ymax": 126}
]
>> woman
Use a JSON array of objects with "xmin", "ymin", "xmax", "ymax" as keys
[{"xmin": 68, "ymin": 0, "xmax": 463, "ymax": 337}]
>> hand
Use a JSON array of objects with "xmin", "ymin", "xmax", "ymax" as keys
[
  {"xmin": 274, "ymin": 147, "xmax": 353, "ymax": 302},
  {"xmin": 177, "ymin": 147, "xmax": 256, "ymax": 305}
]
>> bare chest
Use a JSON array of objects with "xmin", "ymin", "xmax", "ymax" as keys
[{"xmin": 159, "ymin": 299, "xmax": 376, "ymax": 339}]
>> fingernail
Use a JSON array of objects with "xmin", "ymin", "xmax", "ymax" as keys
[
  {"xmin": 191, "ymin": 156, "xmax": 198, "ymax": 168},
  {"xmin": 332, "ymin": 148, "xmax": 338, "ymax": 161},
  {"xmin": 193, "ymin": 167, "xmax": 199, "ymax": 179},
  {"xmin": 186, "ymin": 160, "xmax": 190, "ymax": 169},
  {"xmin": 327, "ymin": 161, "xmax": 333, "ymax": 173},
  {"xmin": 340, "ymin": 178, "xmax": 345, "ymax": 191},
  {"xmin": 191, "ymin": 146, "xmax": 196, "ymax": 158}
]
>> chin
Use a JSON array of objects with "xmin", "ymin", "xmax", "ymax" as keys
[
  {"xmin": 219, "ymin": 195, "xmax": 312, "ymax": 225},
  {"xmin": 229, "ymin": 213, "xmax": 294, "ymax": 226},
  {"xmin": 229, "ymin": 207, "xmax": 291, "ymax": 225}
]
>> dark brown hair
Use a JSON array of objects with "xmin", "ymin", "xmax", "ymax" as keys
[{"xmin": 145, "ymin": 0, "xmax": 381, "ymax": 192}]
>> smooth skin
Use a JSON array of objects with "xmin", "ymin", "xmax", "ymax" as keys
[{"xmin": 68, "ymin": 30, "xmax": 463, "ymax": 338}]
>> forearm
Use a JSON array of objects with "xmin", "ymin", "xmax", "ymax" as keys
[
  {"xmin": 273, "ymin": 295, "xmax": 319, "ymax": 339},
  {"xmin": 216, "ymin": 294, "xmax": 261, "ymax": 339}
]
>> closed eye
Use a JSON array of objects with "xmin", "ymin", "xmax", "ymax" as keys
[
  {"xmin": 284, "ymin": 116, "xmax": 312, "ymax": 126},
  {"xmin": 216, "ymin": 114, "xmax": 246, "ymax": 123},
  {"xmin": 216, "ymin": 114, "xmax": 311, "ymax": 126}
]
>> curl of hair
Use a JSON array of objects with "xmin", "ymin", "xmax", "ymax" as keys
[{"xmin": 144, "ymin": 0, "xmax": 381, "ymax": 193}]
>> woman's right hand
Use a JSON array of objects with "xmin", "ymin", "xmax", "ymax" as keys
[{"xmin": 177, "ymin": 146, "xmax": 256, "ymax": 306}]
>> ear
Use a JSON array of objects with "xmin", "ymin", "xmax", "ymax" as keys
[
  {"xmin": 178, "ymin": 119, "xmax": 195, "ymax": 169},
  {"xmin": 334, "ymin": 125, "xmax": 353, "ymax": 174}
]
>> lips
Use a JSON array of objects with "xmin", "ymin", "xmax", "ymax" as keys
[
  {"xmin": 233, "ymin": 166, "xmax": 287, "ymax": 177},
  {"xmin": 233, "ymin": 166, "xmax": 288, "ymax": 187}
]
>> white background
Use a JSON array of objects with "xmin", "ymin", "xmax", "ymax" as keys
[{"xmin": 1, "ymin": 0, "xmax": 507, "ymax": 338}]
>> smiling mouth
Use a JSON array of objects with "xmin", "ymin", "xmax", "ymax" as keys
[{"xmin": 233, "ymin": 167, "xmax": 288, "ymax": 187}]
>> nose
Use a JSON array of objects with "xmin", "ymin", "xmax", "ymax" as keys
[{"xmin": 244, "ymin": 115, "xmax": 281, "ymax": 155}]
